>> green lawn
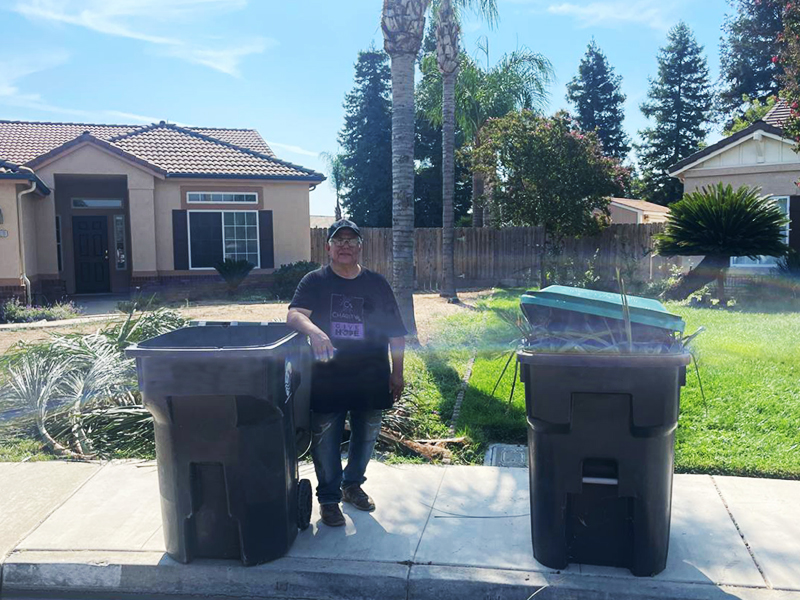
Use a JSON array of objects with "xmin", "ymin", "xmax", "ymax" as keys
[{"xmin": 451, "ymin": 290, "xmax": 800, "ymax": 478}]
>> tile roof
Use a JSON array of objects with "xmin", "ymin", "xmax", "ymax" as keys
[
  {"xmin": 0, "ymin": 159, "xmax": 51, "ymax": 194},
  {"xmin": 763, "ymin": 99, "xmax": 791, "ymax": 128},
  {"xmin": 0, "ymin": 119, "xmax": 320, "ymax": 182}
]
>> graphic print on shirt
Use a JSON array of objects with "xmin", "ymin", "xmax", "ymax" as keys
[{"xmin": 330, "ymin": 294, "xmax": 365, "ymax": 340}]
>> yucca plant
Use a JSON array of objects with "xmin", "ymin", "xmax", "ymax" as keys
[
  {"xmin": 656, "ymin": 184, "xmax": 789, "ymax": 303},
  {"xmin": 214, "ymin": 258, "xmax": 255, "ymax": 294}
]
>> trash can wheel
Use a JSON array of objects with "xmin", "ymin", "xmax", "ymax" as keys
[{"xmin": 297, "ymin": 479, "xmax": 312, "ymax": 530}]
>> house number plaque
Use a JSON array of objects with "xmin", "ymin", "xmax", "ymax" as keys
[{"xmin": 0, "ymin": 230, "xmax": 8, "ymax": 238}]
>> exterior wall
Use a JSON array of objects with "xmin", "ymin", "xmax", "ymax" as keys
[
  {"xmin": 0, "ymin": 182, "xmax": 20, "ymax": 284},
  {"xmin": 682, "ymin": 166, "xmax": 800, "ymax": 197},
  {"xmin": 608, "ymin": 204, "xmax": 641, "ymax": 224},
  {"xmin": 36, "ymin": 143, "xmax": 157, "ymax": 294},
  {"xmin": 153, "ymin": 178, "xmax": 311, "ymax": 273}
]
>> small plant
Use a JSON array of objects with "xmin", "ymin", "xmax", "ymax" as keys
[
  {"xmin": 271, "ymin": 261, "xmax": 320, "ymax": 300},
  {"xmin": 0, "ymin": 298, "xmax": 81, "ymax": 324},
  {"xmin": 214, "ymin": 258, "xmax": 255, "ymax": 293},
  {"xmin": 116, "ymin": 290, "xmax": 162, "ymax": 313}
]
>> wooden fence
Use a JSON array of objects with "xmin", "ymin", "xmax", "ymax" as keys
[{"xmin": 311, "ymin": 224, "xmax": 689, "ymax": 290}]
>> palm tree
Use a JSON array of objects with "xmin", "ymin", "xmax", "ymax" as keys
[
  {"xmin": 320, "ymin": 151, "xmax": 345, "ymax": 220},
  {"xmin": 420, "ymin": 44, "xmax": 553, "ymax": 227},
  {"xmin": 382, "ymin": 0, "xmax": 430, "ymax": 335},
  {"xmin": 656, "ymin": 184, "xmax": 789, "ymax": 303},
  {"xmin": 436, "ymin": 0, "xmax": 460, "ymax": 298},
  {"xmin": 434, "ymin": 2, "xmax": 499, "ymax": 296}
]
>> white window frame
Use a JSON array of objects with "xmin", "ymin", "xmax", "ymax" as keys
[
  {"xmin": 186, "ymin": 191, "xmax": 258, "ymax": 205},
  {"xmin": 71, "ymin": 198, "xmax": 124, "ymax": 209},
  {"xmin": 730, "ymin": 196, "xmax": 791, "ymax": 269},
  {"xmin": 55, "ymin": 215, "xmax": 62, "ymax": 272},
  {"xmin": 187, "ymin": 210, "xmax": 261, "ymax": 270}
]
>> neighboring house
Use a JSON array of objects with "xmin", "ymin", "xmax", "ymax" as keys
[
  {"xmin": 669, "ymin": 101, "xmax": 799, "ymax": 270},
  {"xmin": 0, "ymin": 119, "xmax": 324, "ymax": 300},
  {"xmin": 607, "ymin": 197, "xmax": 670, "ymax": 224},
  {"xmin": 310, "ymin": 215, "xmax": 336, "ymax": 229}
]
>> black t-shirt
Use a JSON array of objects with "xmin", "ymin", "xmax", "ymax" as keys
[{"xmin": 289, "ymin": 266, "xmax": 407, "ymax": 411}]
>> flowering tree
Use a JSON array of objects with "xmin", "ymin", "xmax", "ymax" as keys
[
  {"xmin": 471, "ymin": 110, "xmax": 628, "ymax": 286},
  {"xmin": 778, "ymin": 0, "xmax": 800, "ymax": 145}
]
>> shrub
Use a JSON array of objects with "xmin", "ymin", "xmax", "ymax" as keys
[
  {"xmin": 116, "ymin": 291, "xmax": 162, "ymax": 314},
  {"xmin": 0, "ymin": 298, "xmax": 81, "ymax": 324},
  {"xmin": 271, "ymin": 261, "xmax": 320, "ymax": 300}
]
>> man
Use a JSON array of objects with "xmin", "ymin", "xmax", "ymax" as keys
[{"xmin": 287, "ymin": 219, "xmax": 406, "ymax": 527}]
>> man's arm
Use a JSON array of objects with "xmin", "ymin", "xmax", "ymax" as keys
[
  {"xmin": 389, "ymin": 336, "xmax": 405, "ymax": 402},
  {"xmin": 287, "ymin": 307, "xmax": 335, "ymax": 362}
]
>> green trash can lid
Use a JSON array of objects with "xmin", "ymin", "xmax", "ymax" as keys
[{"xmin": 521, "ymin": 285, "xmax": 685, "ymax": 333}]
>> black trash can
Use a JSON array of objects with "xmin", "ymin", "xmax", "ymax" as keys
[
  {"xmin": 126, "ymin": 322, "xmax": 313, "ymax": 566},
  {"xmin": 518, "ymin": 286, "xmax": 691, "ymax": 576}
]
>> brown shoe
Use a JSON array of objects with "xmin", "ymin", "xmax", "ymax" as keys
[
  {"xmin": 342, "ymin": 484, "xmax": 376, "ymax": 512},
  {"xmin": 319, "ymin": 503, "xmax": 346, "ymax": 527}
]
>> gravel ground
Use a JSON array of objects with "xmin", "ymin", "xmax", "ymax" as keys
[{"xmin": 0, "ymin": 290, "xmax": 493, "ymax": 355}]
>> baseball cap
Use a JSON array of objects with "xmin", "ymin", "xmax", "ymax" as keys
[{"xmin": 327, "ymin": 218, "xmax": 362, "ymax": 242}]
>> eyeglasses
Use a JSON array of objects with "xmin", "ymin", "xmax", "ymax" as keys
[{"xmin": 330, "ymin": 238, "xmax": 362, "ymax": 248}]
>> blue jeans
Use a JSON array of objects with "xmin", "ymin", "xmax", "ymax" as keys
[{"xmin": 310, "ymin": 410, "xmax": 383, "ymax": 505}]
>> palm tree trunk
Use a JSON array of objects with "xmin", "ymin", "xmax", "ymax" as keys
[
  {"xmin": 440, "ymin": 70, "xmax": 457, "ymax": 298},
  {"xmin": 472, "ymin": 170, "xmax": 485, "ymax": 227},
  {"xmin": 389, "ymin": 52, "xmax": 418, "ymax": 335}
]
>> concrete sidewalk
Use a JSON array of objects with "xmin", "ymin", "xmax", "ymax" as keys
[{"xmin": 1, "ymin": 461, "xmax": 799, "ymax": 600}]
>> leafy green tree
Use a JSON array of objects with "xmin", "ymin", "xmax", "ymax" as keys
[
  {"xmin": 414, "ymin": 115, "xmax": 472, "ymax": 227},
  {"xmin": 777, "ymin": 1, "xmax": 800, "ymax": 146},
  {"xmin": 723, "ymin": 94, "xmax": 779, "ymax": 136},
  {"xmin": 418, "ymin": 47, "xmax": 552, "ymax": 226},
  {"xmin": 566, "ymin": 40, "xmax": 630, "ymax": 160},
  {"xmin": 637, "ymin": 22, "xmax": 713, "ymax": 205},
  {"xmin": 472, "ymin": 110, "xmax": 627, "ymax": 286},
  {"xmin": 719, "ymin": 0, "xmax": 784, "ymax": 117},
  {"xmin": 656, "ymin": 184, "xmax": 789, "ymax": 302},
  {"xmin": 337, "ymin": 49, "xmax": 393, "ymax": 226}
]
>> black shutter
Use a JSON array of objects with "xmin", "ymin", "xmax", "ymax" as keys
[
  {"xmin": 172, "ymin": 210, "xmax": 189, "ymax": 270},
  {"xmin": 259, "ymin": 210, "xmax": 274, "ymax": 268},
  {"xmin": 790, "ymin": 196, "xmax": 800, "ymax": 253}
]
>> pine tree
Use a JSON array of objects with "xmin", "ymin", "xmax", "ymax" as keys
[
  {"xmin": 637, "ymin": 22, "xmax": 713, "ymax": 205},
  {"xmin": 338, "ymin": 49, "xmax": 393, "ymax": 226},
  {"xmin": 566, "ymin": 40, "xmax": 630, "ymax": 160},
  {"xmin": 719, "ymin": 0, "xmax": 783, "ymax": 117}
]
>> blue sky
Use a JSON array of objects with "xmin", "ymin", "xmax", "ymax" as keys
[{"xmin": 1, "ymin": 0, "xmax": 730, "ymax": 215}]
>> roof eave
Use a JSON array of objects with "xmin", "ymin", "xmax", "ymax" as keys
[
  {"xmin": 668, "ymin": 122, "xmax": 787, "ymax": 176},
  {"xmin": 165, "ymin": 172, "xmax": 326, "ymax": 183},
  {"xmin": 0, "ymin": 172, "xmax": 51, "ymax": 195}
]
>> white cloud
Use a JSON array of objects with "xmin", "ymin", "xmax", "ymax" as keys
[
  {"xmin": 267, "ymin": 141, "xmax": 319, "ymax": 158},
  {"xmin": 12, "ymin": 0, "xmax": 271, "ymax": 76},
  {"xmin": 546, "ymin": 0, "xmax": 681, "ymax": 31}
]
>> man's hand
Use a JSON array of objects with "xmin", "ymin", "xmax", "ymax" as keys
[
  {"xmin": 310, "ymin": 331, "xmax": 336, "ymax": 362},
  {"xmin": 390, "ymin": 370, "xmax": 404, "ymax": 402}
]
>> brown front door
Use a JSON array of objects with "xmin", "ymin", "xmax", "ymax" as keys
[{"xmin": 73, "ymin": 216, "xmax": 110, "ymax": 294}]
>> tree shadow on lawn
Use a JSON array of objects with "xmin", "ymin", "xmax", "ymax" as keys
[{"xmin": 417, "ymin": 347, "xmax": 467, "ymax": 423}]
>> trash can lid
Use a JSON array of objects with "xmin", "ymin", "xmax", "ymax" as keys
[{"xmin": 521, "ymin": 285, "xmax": 685, "ymax": 333}]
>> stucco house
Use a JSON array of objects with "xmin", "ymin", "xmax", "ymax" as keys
[
  {"xmin": 669, "ymin": 101, "xmax": 799, "ymax": 270},
  {"xmin": 607, "ymin": 197, "xmax": 670, "ymax": 225},
  {"xmin": 0, "ymin": 119, "xmax": 324, "ymax": 301}
]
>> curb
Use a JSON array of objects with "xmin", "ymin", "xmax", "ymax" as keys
[{"xmin": 3, "ymin": 551, "xmax": 797, "ymax": 600}]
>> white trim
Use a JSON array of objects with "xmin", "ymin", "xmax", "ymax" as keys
[
  {"xmin": 671, "ymin": 130, "xmax": 796, "ymax": 177},
  {"xmin": 187, "ymin": 209, "xmax": 261, "ymax": 270},
  {"xmin": 186, "ymin": 191, "xmax": 258, "ymax": 205}
]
